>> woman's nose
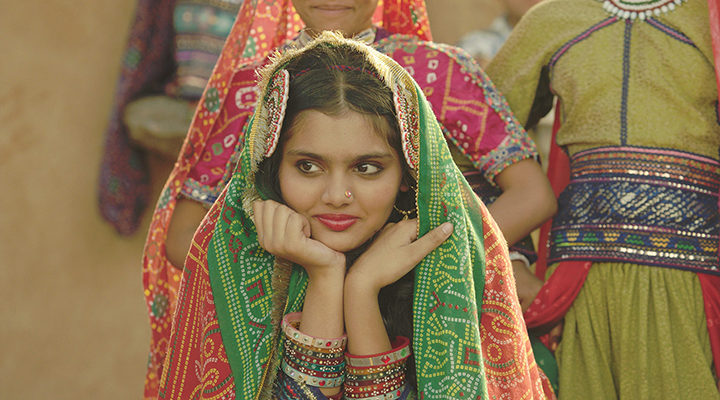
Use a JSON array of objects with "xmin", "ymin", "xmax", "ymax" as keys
[{"xmin": 322, "ymin": 175, "xmax": 352, "ymax": 206}]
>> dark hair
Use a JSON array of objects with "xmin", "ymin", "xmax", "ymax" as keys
[
  {"xmin": 254, "ymin": 42, "xmax": 417, "ymax": 389},
  {"xmin": 255, "ymin": 42, "xmax": 416, "ymax": 222}
]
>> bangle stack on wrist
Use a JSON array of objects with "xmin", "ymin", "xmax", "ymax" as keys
[
  {"xmin": 344, "ymin": 337, "xmax": 411, "ymax": 400},
  {"xmin": 281, "ymin": 312, "xmax": 347, "ymax": 388}
]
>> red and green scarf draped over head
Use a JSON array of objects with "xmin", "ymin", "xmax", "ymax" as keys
[
  {"xmin": 141, "ymin": 2, "xmax": 430, "ymax": 397},
  {"xmin": 157, "ymin": 33, "xmax": 552, "ymax": 400}
]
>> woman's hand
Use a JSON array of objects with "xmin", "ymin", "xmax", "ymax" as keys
[
  {"xmin": 512, "ymin": 260, "xmax": 544, "ymax": 312},
  {"xmin": 252, "ymin": 200, "xmax": 345, "ymax": 278},
  {"xmin": 253, "ymin": 200, "xmax": 346, "ymax": 398},
  {"xmin": 343, "ymin": 219, "xmax": 452, "ymax": 356},
  {"xmin": 345, "ymin": 219, "xmax": 453, "ymax": 292}
]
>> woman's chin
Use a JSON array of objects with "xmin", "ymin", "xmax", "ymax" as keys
[
  {"xmin": 314, "ymin": 231, "xmax": 374, "ymax": 255},
  {"xmin": 319, "ymin": 237, "xmax": 363, "ymax": 254}
]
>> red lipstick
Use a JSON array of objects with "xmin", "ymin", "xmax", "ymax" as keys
[{"xmin": 315, "ymin": 214, "xmax": 358, "ymax": 232}]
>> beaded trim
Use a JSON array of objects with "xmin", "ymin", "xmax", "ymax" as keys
[
  {"xmin": 392, "ymin": 80, "xmax": 420, "ymax": 170},
  {"xmin": 262, "ymin": 69, "xmax": 290, "ymax": 157},
  {"xmin": 599, "ymin": 0, "xmax": 686, "ymax": 20},
  {"xmin": 549, "ymin": 146, "xmax": 720, "ymax": 275}
]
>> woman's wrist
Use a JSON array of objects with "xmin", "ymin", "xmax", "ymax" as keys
[
  {"xmin": 306, "ymin": 257, "xmax": 346, "ymax": 283},
  {"xmin": 344, "ymin": 266, "xmax": 382, "ymax": 295}
]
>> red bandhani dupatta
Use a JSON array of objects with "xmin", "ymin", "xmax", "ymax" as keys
[
  {"xmin": 142, "ymin": 2, "xmax": 431, "ymax": 399},
  {"xmin": 526, "ymin": 5, "xmax": 720, "ymax": 374},
  {"xmin": 522, "ymin": 104, "xmax": 590, "ymax": 337}
]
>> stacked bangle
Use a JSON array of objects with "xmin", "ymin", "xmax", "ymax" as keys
[
  {"xmin": 344, "ymin": 336, "xmax": 411, "ymax": 400},
  {"xmin": 345, "ymin": 337, "xmax": 411, "ymax": 368},
  {"xmin": 282, "ymin": 312, "xmax": 347, "ymax": 349},
  {"xmin": 281, "ymin": 312, "xmax": 347, "ymax": 388}
]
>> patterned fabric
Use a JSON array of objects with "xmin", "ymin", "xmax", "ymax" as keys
[
  {"xmin": 183, "ymin": 32, "xmax": 537, "ymax": 206},
  {"xmin": 99, "ymin": 0, "xmax": 176, "ymax": 235},
  {"xmin": 487, "ymin": 0, "xmax": 720, "ymax": 271},
  {"xmin": 486, "ymin": 0, "xmax": 720, "ymax": 396},
  {"xmin": 463, "ymin": 169, "xmax": 538, "ymax": 264},
  {"xmin": 102, "ymin": 0, "xmax": 431, "ymax": 234},
  {"xmin": 157, "ymin": 34, "xmax": 553, "ymax": 400},
  {"xmin": 557, "ymin": 264, "xmax": 719, "ymax": 399},
  {"xmin": 170, "ymin": 0, "xmax": 243, "ymax": 98},
  {"xmin": 550, "ymin": 146, "xmax": 720, "ymax": 274},
  {"xmin": 142, "ymin": 2, "xmax": 432, "ymax": 398}
]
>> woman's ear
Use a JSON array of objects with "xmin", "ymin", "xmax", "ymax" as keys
[{"xmin": 400, "ymin": 183, "xmax": 410, "ymax": 192}]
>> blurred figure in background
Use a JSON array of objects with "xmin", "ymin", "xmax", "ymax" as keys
[
  {"xmin": 456, "ymin": 0, "xmax": 542, "ymax": 67},
  {"xmin": 487, "ymin": 0, "xmax": 720, "ymax": 398},
  {"xmin": 141, "ymin": 0, "xmax": 556, "ymax": 398},
  {"xmin": 99, "ymin": 0, "xmax": 243, "ymax": 235}
]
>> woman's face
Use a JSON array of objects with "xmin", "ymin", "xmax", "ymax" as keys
[
  {"xmin": 292, "ymin": 0, "xmax": 379, "ymax": 37},
  {"xmin": 278, "ymin": 109, "xmax": 404, "ymax": 253}
]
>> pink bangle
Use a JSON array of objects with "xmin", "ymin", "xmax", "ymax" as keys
[
  {"xmin": 282, "ymin": 312, "xmax": 347, "ymax": 350},
  {"xmin": 345, "ymin": 336, "xmax": 411, "ymax": 368}
]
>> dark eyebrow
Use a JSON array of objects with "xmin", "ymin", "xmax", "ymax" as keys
[
  {"xmin": 285, "ymin": 150, "xmax": 324, "ymax": 160},
  {"xmin": 284, "ymin": 150, "xmax": 395, "ymax": 161},
  {"xmin": 354, "ymin": 153, "xmax": 395, "ymax": 161}
]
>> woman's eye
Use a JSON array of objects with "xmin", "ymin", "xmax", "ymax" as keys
[
  {"xmin": 297, "ymin": 161, "xmax": 320, "ymax": 173},
  {"xmin": 355, "ymin": 163, "xmax": 382, "ymax": 174}
]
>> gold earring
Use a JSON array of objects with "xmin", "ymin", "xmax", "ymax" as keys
[{"xmin": 393, "ymin": 204, "xmax": 414, "ymax": 220}]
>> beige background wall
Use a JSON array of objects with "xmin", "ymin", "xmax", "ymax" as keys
[{"xmin": 0, "ymin": 1, "xmax": 498, "ymax": 398}]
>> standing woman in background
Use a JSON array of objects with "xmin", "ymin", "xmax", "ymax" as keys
[
  {"xmin": 487, "ymin": 0, "xmax": 720, "ymax": 398},
  {"xmin": 157, "ymin": 32, "xmax": 554, "ymax": 400},
  {"xmin": 142, "ymin": 1, "xmax": 556, "ymax": 397}
]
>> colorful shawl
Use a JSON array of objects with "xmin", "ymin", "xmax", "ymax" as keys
[
  {"xmin": 100, "ymin": 0, "xmax": 431, "ymax": 235},
  {"xmin": 141, "ymin": 2, "xmax": 432, "ymax": 398},
  {"xmin": 157, "ymin": 33, "xmax": 553, "ymax": 399}
]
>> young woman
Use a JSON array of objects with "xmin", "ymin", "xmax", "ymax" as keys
[
  {"xmin": 142, "ymin": 4, "xmax": 555, "ymax": 394},
  {"xmin": 157, "ymin": 33, "xmax": 554, "ymax": 400},
  {"xmin": 486, "ymin": 0, "xmax": 720, "ymax": 398}
]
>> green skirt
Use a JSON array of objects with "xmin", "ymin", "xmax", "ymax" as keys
[{"xmin": 553, "ymin": 263, "xmax": 718, "ymax": 399}]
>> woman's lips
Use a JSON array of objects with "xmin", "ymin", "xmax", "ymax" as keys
[
  {"xmin": 315, "ymin": 214, "xmax": 358, "ymax": 232},
  {"xmin": 311, "ymin": 5, "xmax": 353, "ymax": 15}
]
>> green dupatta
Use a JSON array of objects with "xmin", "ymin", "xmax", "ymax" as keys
[{"xmin": 206, "ymin": 33, "xmax": 489, "ymax": 399}]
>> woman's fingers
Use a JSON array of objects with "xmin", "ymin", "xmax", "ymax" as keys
[
  {"xmin": 253, "ymin": 200, "xmax": 290, "ymax": 250},
  {"xmin": 405, "ymin": 222, "xmax": 453, "ymax": 265},
  {"xmin": 348, "ymin": 220, "xmax": 454, "ymax": 291},
  {"xmin": 272, "ymin": 203, "xmax": 291, "ymax": 246},
  {"xmin": 285, "ymin": 211, "xmax": 311, "ymax": 243}
]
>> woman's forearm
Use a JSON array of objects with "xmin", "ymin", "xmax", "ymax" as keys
[
  {"xmin": 298, "ymin": 268, "xmax": 345, "ymax": 397},
  {"xmin": 343, "ymin": 277, "xmax": 392, "ymax": 355},
  {"xmin": 165, "ymin": 198, "xmax": 209, "ymax": 269},
  {"xmin": 489, "ymin": 158, "xmax": 556, "ymax": 245},
  {"xmin": 299, "ymin": 269, "xmax": 345, "ymax": 339}
]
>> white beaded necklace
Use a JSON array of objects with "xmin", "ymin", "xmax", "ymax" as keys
[{"xmin": 599, "ymin": 0, "xmax": 686, "ymax": 19}]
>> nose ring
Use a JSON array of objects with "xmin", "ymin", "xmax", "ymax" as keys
[{"xmin": 344, "ymin": 190, "xmax": 353, "ymax": 199}]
